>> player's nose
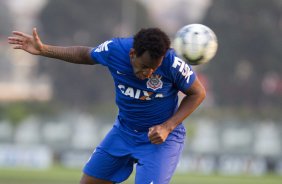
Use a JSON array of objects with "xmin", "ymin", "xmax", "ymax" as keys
[{"xmin": 143, "ymin": 69, "xmax": 153, "ymax": 78}]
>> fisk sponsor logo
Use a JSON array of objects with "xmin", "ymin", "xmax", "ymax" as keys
[
  {"xmin": 118, "ymin": 84, "xmax": 163, "ymax": 100},
  {"xmin": 172, "ymin": 56, "xmax": 193, "ymax": 83}
]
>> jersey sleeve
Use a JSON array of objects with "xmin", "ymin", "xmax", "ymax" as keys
[
  {"xmin": 167, "ymin": 53, "xmax": 196, "ymax": 93},
  {"xmin": 90, "ymin": 39, "xmax": 114, "ymax": 66}
]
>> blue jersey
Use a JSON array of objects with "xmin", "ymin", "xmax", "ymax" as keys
[{"xmin": 90, "ymin": 37, "xmax": 196, "ymax": 132}]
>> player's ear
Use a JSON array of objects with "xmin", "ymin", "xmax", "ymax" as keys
[
  {"xmin": 129, "ymin": 48, "xmax": 137, "ymax": 60},
  {"xmin": 129, "ymin": 48, "xmax": 135, "ymax": 56}
]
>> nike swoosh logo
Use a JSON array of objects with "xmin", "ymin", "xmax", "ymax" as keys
[{"xmin": 117, "ymin": 71, "xmax": 126, "ymax": 75}]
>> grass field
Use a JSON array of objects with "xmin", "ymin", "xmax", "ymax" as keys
[{"xmin": 0, "ymin": 166, "xmax": 281, "ymax": 184}]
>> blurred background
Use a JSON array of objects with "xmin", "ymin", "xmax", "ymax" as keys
[{"xmin": 0, "ymin": 0, "xmax": 282, "ymax": 183}]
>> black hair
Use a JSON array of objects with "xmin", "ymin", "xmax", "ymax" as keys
[{"xmin": 133, "ymin": 28, "xmax": 171, "ymax": 59}]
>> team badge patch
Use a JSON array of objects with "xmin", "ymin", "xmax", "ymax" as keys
[{"xmin": 146, "ymin": 74, "xmax": 163, "ymax": 91}]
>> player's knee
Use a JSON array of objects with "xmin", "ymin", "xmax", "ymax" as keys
[{"xmin": 80, "ymin": 174, "xmax": 113, "ymax": 184}]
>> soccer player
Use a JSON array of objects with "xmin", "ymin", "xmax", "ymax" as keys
[{"xmin": 8, "ymin": 27, "xmax": 206, "ymax": 184}]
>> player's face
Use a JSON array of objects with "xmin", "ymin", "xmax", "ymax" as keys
[{"xmin": 130, "ymin": 49, "xmax": 163, "ymax": 80}]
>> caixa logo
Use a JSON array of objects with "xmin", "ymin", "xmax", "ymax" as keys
[{"xmin": 118, "ymin": 84, "xmax": 163, "ymax": 100}]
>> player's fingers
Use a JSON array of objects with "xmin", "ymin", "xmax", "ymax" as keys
[
  {"xmin": 12, "ymin": 31, "xmax": 24, "ymax": 37},
  {"xmin": 148, "ymin": 133, "xmax": 162, "ymax": 143},
  {"xmin": 149, "ymin": 131, "xmax": 167, "ymax": 144},
  {"xmin": 8, "ymin": 41, "xmax": 23, "ymax": 45},
  {"xmin": 13, "ymin": 45, "xmax": 23, "ymax": 49},
  {"xmin": 8, "ymin": 40, "xmax": 23, "ymax": 45},
  {"xmin": 148, "ymin": 130, "xmax": 158, "ymax": 140},
  {"xmin": 8, "ymin": 37, "xmax": 23, "ymax": 44},
  {"xmin": 150, "ymin": 138, "xmax": 162, "ymax": 144},
  {"xmin": 148, "ymin": 131, "xmax": 157, "ymax": 138},
  {"xmin": 32, "ymin": 27, "xmax": 40, "ymax": 41},
  {"xmin": 8, "ymin": 36, "xmax": 22, "ymax": 40},
  {"xmin": 12, "ymin": 31, "xmax": 31, "ymax": 38},
  {"xmin": 148, "ymin": 128, "xmax": 153, "ymax": 137},
  {"xmin": 149, "ymin": 137, "xmax": 158, "ymax": 143},
  {"xmin": 8, "ymin": 39, "xmax": 16, "ymax": 44}
]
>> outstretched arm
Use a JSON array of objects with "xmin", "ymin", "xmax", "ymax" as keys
[
  {"xmin": 8, "ymin": 28, "xmax": 95, "ymax": 65},
  {"xmin": 148, "ymin": 77, "xmax": 206, "ymax": 144}
]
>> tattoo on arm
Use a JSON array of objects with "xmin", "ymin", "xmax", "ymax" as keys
[{"xmin": 42, "ymin": 45, "xmax": 96, "ymax": 65}]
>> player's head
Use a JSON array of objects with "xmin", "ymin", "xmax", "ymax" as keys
[{"xmin": 130, "ymin": 28, "xmax": 170, "ymax": 80}]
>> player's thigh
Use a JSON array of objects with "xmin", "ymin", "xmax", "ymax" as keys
[
  {"xmin": 135, "ymin": 141, "xmax": 184, "ymax": 184},
  {"xmin": 80, "ymin": 173, "xmax": 113, "ymax": 184},
  {"xmin": 83, "ymin": 148, "xmax": 134, "ymax": 183}
]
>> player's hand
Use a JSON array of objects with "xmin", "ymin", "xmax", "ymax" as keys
[
  {"xmin": 148, "ymin": 124, "xmax": 171, "ymax": 144},
  {"xmin": 8, "ymin": 28, "xmax": 44, "ymax": 55}
]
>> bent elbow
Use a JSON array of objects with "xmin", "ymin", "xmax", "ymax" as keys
[
  {"xmin": 200, "ymin": 88, "xmax": 206, "ymax": 102},
  {"xmin": 203, "ymin": 90, "xmax": 207, "ymax": 101}
]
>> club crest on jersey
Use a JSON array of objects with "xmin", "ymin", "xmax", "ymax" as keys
[{"xmin": 146, "ymin": 74, "xmax": 163, "ymax": 91}]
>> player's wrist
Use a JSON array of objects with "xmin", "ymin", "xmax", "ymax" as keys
[
  {"xmin": 40, "ymin": 44, "xmax": 48, "ymax": 55},
  {"xmin": 162, "ymin": 120, "xmax": 175, "ymax": 133}
]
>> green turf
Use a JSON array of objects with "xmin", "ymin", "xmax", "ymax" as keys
[{"xmin": 0, "ymin": 166, "xmax": 281, "ymax": 184}]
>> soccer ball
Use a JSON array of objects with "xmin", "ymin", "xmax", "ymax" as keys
[{"xmin": 173, "ymin": 24, "xmax": 218, "ymax": 65}]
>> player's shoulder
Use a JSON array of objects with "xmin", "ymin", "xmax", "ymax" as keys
[
  {"xmin": 94, "ymin": 37, "xmax": 132, "ymax": 51},
  {"xmin": 160, "ymin": 48, "xmax": 195, "ymax": 79},
  {"xmin": 110, "ymin": 37, "xmax": 133, "ymax": 51},
  {"xmin": 160, "ymin": 48, "xmax": 178, "ymax": 70}
]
